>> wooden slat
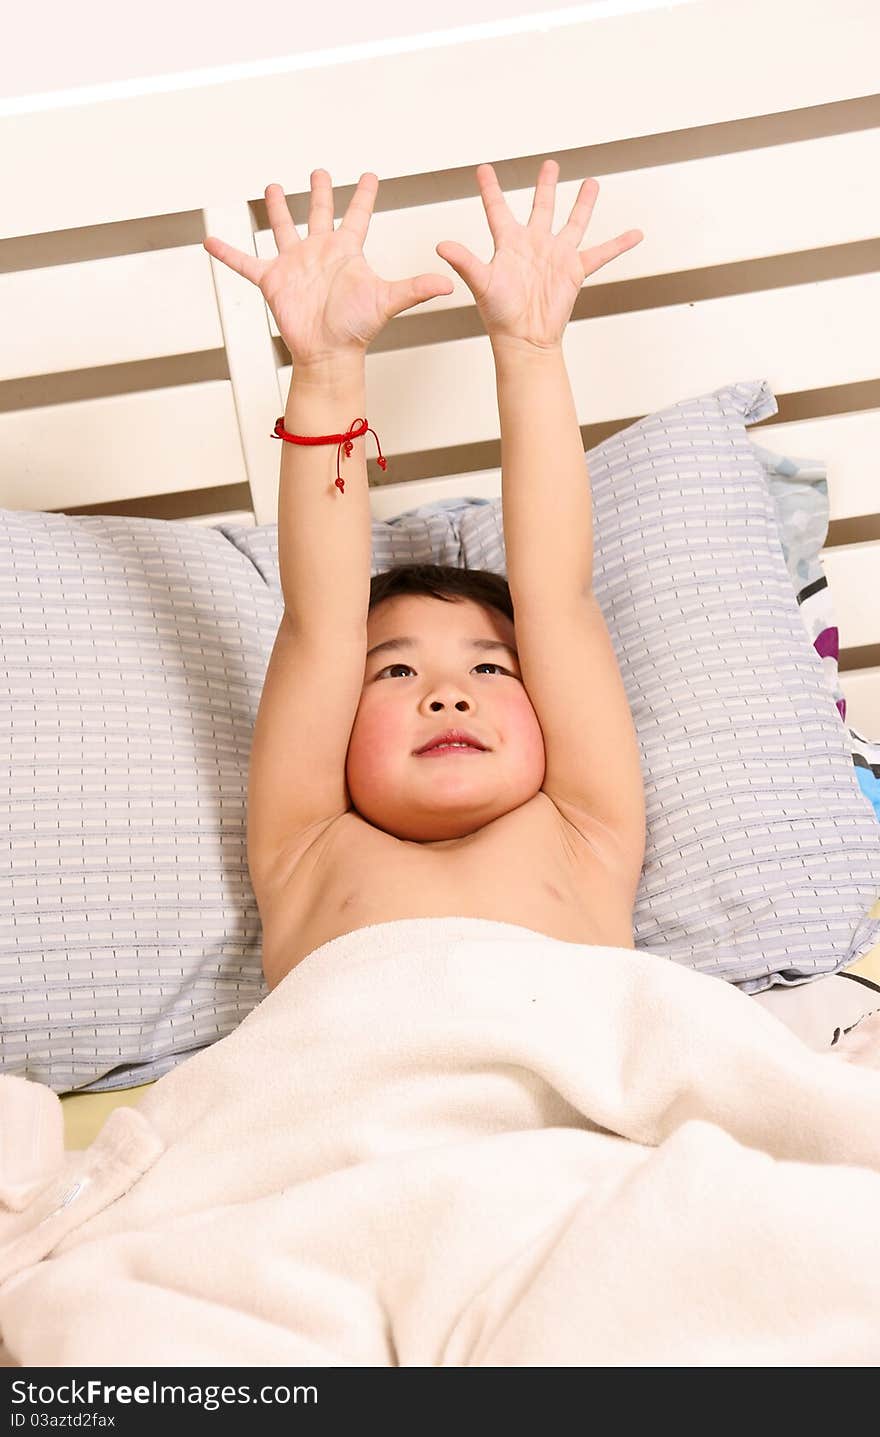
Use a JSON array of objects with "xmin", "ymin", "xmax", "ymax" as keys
[
  {"xmin": 5, "ymin": 278, "xmax": 878, "ymax": 525},
  {"xmin": 753, "ymin": 410, "xmax": 880, "ymax": 522},
  {"xmin": 4, "ymin": 125, "xmax": 876, "ymax": 390},
  {"xmin": 367, "ymin": 469, "xmax": 500, "ymax": 522},
  {"xmin": 190, "ymin": 510, "xmax": 256, "ymax": 529},
  {"xmin": 821, "ymin": 542, "xmax": 879, "ymax": 649},
  {"xmin": 258, "ymin": 129, "xmax": 880, "ymax": 321},
  {"xmin": 1, "ymin": 0, "xmax": 877, "ymax": 240},
  {"xmin": 367, "ymin": 409, "xmax": 880, "ymax": 525},
  {"xmin": 287, "ymin": 270, "xmax": 880, "ymax": 459},
  {"xmin": 840, "ymin": 668, "xmax": 880, "ymax": 740},
  {"xmin": 369, "ymin": 412, "xmax": 879, "ymax": 528},
  {"xmin": 202, "ymin": 201, "xmax": 285, "ymax": 526},
  {"xmin": 0, "ymin": 247, "xmax": 222, "ymax": 383},
  {"xmin": 0, "ymin": 381, "xmax": 246, "ymax": 510}
]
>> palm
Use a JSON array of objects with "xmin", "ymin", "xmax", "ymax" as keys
[
  {"xmin": 203, "ymin": 172, "xmax": 453, "ymax": 365},
  {"xmin": 436, "ymin": 160, "xmax": 643, "ymax": 347},
  {"xmin": 475, "ymin": 229, "xmax": 586, "ymax": 349},
  {"xmin": 260, "ymin": 238, "xmax": 390, "ymax": 356}
]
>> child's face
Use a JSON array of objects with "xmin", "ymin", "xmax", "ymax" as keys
[{"xmin": 346, "ymin": 594, "xmax": 546, "ymax": 843}]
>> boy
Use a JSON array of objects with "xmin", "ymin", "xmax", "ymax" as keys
[{"xmin": 205, "ymin": 162, "xmax": 647, "ymax": 989}]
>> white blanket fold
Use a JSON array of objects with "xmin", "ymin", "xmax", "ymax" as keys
[{"xmin": 2, "ymin": 916, "xmax": 880, "ymax": 1367}]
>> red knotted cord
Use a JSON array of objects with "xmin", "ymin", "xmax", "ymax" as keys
[{"xmin": 272, "ymin": 416, "xmax": 387, "ymax": 494}]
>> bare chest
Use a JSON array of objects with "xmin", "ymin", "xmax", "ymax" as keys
[{"xmin": 259, "ymin": 794, "xmax": 635, "ymax": 990}]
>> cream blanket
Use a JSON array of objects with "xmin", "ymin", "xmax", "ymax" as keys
[{"xmin": 2, "ymin": 916, "xmax": 880, "ymax": 1368}]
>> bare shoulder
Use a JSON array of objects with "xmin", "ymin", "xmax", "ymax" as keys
[{"xmin": 256, "ymin": 789, "xmax": 633, "ymax": 913}]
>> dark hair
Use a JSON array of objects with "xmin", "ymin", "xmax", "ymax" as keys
[{"xmin": 368, "ymin": 563, "xmax": 513, "ymax": 627}]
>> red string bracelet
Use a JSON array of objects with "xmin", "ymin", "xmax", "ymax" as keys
[{"xmin": 271, "ymin": 415, "xmax": 387, "ymax": 494}]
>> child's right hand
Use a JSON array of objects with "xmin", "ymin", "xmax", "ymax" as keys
[{"xmin": 204, "ymin": 170, "xmax": 454, "ymax": 367}]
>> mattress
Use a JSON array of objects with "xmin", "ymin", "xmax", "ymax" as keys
[{"xmin": 61, "ymin": 1083, "xmax": 156, "ymax": 1149}]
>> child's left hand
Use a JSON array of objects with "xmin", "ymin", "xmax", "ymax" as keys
[{"xmin": 436, "ymin": 159, "xmax": 644, "ymax": 350}]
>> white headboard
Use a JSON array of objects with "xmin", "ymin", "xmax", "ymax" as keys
[{"xmin": 1, "ymin": 0, "xmax": 878, "ymax": 731}]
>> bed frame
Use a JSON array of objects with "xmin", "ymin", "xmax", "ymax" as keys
[{"xmin": 2, "ymin": 0, "xmax": 878, "ymax": 733}]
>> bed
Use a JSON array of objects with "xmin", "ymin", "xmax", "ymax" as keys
[{"xmin": 2, "ymin": 0, "xmax": 880, "ymax": 1366}]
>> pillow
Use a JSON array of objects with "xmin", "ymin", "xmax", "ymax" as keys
[
  {"xmin": 0, "ymin": 507, "xmax": 462, "ymax": 1095},
  {"xmin": 852, "ymin": 737, "xmax": 880, "ymax": 823},
  {"xmin": 3, "ymin": 377, "xmax": 875, "ymax": 1094},
  {"xmin": 454, "ymin": 378, "xmax": 880, "ymax": 994},
  {"xmin": 757, "ymin": 441, "xmax": 880, "ymax": 823}
]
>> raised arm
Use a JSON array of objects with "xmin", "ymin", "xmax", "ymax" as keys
[
  {"xmin": 203, "ymin": 170, "xmax": 453, "ymax": 899},
  {"xmin": 278, "ymin": 353, "xmax": 372, "ymax": 631},
  {"xmin": 204, "ymin": 168, "xmax": 453, "ymax": 631},
  {"xmin": 242, "ymin": 353, "xmax": 373, "ymax": 903},
  {"xmin": 491, "ymin": 337, "xmax": 593, "ymax": 602},
  {"xmin": 490, "ymin": 337, "xmax": 647, "ymax": 891},
  {"xmin": 435, "ymin": 158, "xmax": 642, "ymax": 602},
  {"xmin": 437, "ymin": 160, "xmax": 647, "ymax": 888}
]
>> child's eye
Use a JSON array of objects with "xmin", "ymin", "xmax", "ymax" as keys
[
  {"xmin": 376, "ymin": 662, "xmax": 510, "ymax": 679},
  {"xmin": 377, "ymin": 664, "xmax": 413, "ymax": 678}
]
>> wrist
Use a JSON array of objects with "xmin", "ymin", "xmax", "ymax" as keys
[
  {"xmin": 490, "ymin": 335, "xmax": 563, "ymax": 362},
  {"xmin": 291, "ymin": 351, "xmax": 367, "ymax": 385}
]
